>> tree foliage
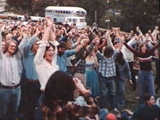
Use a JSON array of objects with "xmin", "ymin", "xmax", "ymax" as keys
[{"xmin": 6, "ymin": 0, "xmax": 159, "ymax": 32}]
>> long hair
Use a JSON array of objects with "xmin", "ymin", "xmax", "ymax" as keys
[
  {"xmin": 139, "ymin": 43, "xmax": 149, "ymax": 54},
  {"xmin": 115, "ymin": 52, "xmax": 125, "ymax": 65},
  {"xmin": 42, "ymin": 71, "xmax": 76, "ymax": 108}
]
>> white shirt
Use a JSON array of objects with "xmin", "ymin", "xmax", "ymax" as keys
[
  {"xmin": 121, "ymin": 38, "xmax": 135, "ymax": 62},
  {"xmin": 34, "ymin": 41, "xmax": 59, "ymax": 91},
  {"xmin": 0, "ymin": 34, "xmax": 28, "ymax": 86}
]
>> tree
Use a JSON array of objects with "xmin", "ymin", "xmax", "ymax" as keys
[{"xmin": 108, "ymin": 0, "xmax": 159, "ymax": 32}]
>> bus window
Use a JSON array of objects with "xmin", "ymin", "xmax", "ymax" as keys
[
  {"xmin": 67, "ymin": 18, "xmax": 72, "ymax": 22},
  {"xmin": 73, "ymin": 19, "xmax": 77, "ymax": 23},
  {"xmin": 80, "ymin": 19, "xmax": 85, "ymax": 22},
  {"xmin": 54, "ymin": 18, "xmax": 57, "ymax": 22}
]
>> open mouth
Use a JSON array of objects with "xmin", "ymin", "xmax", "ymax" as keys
[{"xmin": 49, "ymin": 54, "xmax": 53, "ymax": 58}]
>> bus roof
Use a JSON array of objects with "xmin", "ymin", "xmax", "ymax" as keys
[
  {"xmin": 66, "ymin": 16, "xmax": 85, "ymax": 19},
  {"xmin": 45, "ymin": 6, "xmax": 86, "ymax": 12}
]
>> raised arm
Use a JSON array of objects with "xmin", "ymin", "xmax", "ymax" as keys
[
  {"xmin": 105, "ymin": 30, "xmax": 115, "ymax": 49},
  {"xmin": 0, "ymin": 30, "xmax": 3, "ymax": 57},
  {"xmin": 136, "ymin": 26, "xmax": 145, "ymax": 41},
  {"xmin": 147, "ymin": 41, "xmax": 160, "ymax": 55},
  {"xmin": 75, "ymin": 38, "xmax": 89, "ymax": 52},
  {"xmin": 34, "ymin": 18, "xmax": 52, "ymax": 64},
  {"xmin": 41, "ymin": 18, "xmax": 52, "ymax": 42},
  {"xmin": 0, "ymin": 22, "xmax": 5, "ymax": 57},
  {"xmin": 123, "ymin": 41, "xmax": 140, "ymax": 56}
]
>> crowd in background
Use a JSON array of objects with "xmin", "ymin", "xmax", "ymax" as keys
[{"xmin": 0, "ymin": 18, "xmax": 160, "ymax": 120}]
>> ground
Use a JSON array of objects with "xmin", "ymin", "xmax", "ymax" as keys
[{"xmin": 111, "ymin": 81, "xmax": 160, "ymax": 118}]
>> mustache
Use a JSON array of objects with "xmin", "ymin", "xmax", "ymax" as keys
[{"xmin": 58, "ymin": 51, "xmax": 64, "ymax": 56}]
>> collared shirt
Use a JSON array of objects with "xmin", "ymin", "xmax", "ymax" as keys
[
  {"xmin": 0, "ymin": 34, "xmax": 28, "ymax": 86},
  {"xmin": 23, "ymin": 36, "xmax": 38, "ymax": 80},
  {"xmin": 34, "ymin": 41, "xmax": 59, "ymax": 91},
  {"xmin": 57, "ymin": 49, "xmax": 76, "ymax": 72},
  {"xmin": 97, "ymin": 50, "xmax": 117, "ymax": 78},
  {"xmin": 75, "ymin": 43, "xmax": 95, "ymax": 74},
  {"xmin": 121, "ymin": 38, "xmax": 135, "ymax": 62}
]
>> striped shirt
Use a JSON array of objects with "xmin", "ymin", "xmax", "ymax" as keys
[{"xmin": 0, "ymin": 33, "xmax": 28, "ymax": 86}]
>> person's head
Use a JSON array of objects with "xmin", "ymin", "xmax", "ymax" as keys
[
  {"xmin": 115, "ymin": 51, "xmax": 125, "ymax": 65},
  {"xmin": 99, "ymin": 37, "xmax": 106, "ymax": 45},
  {"xmin": 106, "ymin": 113, "xmax": 117, "ymax": 120},
  {"xmin": 65, "ymin": 39, "xmax": 72, "ymax": 49},
  {"xmin": 113, "ymin": 41, "xmax": 121, "ymax": 49},
  {"xmin": 5, "ymin": 40, "xmax": 18, "ymax": 56},
  {"xmin": 144, "ymin": 94, "xmax": 155, "ymax": 106},
  {"xmin": 43, "ymin": 71, "xmax": 76, "ymax": 106},
  {"xmin": 44, "ymin": 42, "xmax": 55, "ymax": 63},
  {"xmin": 5, "ymin": 33, "xmax": 13, "ymax": 41},
  {"xmin": 57, "ymin": 42, "xmax": 66, "ymax": 56},
  {"xmin": 104, "ymin": 46, "xmax": 114, "ymax": 58},
  {"xmin": 31, "ymin": 39, "xmax": 40, "ymax": 54},
  {"xmin": 139, "ymin": 43, "xmax": 148, "ymax": 54}
]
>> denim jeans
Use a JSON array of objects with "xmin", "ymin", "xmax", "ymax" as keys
[
  {"xmin": 138, "ymin": 70, "xmax": 155, "ymax": 103},
  {"xmin": 115, "ymin": 77, "xmax": 125, "ymax": 108},
  {"xmin": 0, "ymin": 86, "xmax": 21, "ymax": 120},
  {"xmin": 99, "ymin": 108, "xmax": 108, "ymax": 120},
  {"xmin": 99, "ymin": 75, "xmax": 116, "ymax": 109}
]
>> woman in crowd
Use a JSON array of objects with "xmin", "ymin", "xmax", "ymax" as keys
[
  {"xmin": 41, "ymin": 71, "xmax": 99, "ymax": 120},
  {"xmin": 85, "ymin": 50, "xmax": 100, "ymax": 97},
  {"xmin": 34, "ymin": 18, "xmax": 59, "ymax": 92},
  {"xmin": 123, "ymin": 39, "xmax": 160, "ymax": 103}
]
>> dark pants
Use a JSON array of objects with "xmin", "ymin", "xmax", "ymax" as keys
[
  {"xmin": 129, "ymin": 62, "xmax": 137, "ymax": 91},
  {"xmin": 155, "ymin": 58, "xmax": 160, "ymax": 92},
  {"xmin": 18, "ymin": 78, "xmax": 41, "ymax": 120}
]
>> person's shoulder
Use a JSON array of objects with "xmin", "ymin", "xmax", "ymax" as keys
[
  {"xmin": 153, "ymin": 104, "xmax": 160, "ymax": 109},
  {"xmin": 139, "ymin": 104, "xmax": 146, "ymax": 109}
]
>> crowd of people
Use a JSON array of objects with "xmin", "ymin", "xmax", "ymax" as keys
[{"xmin": 0, "ymin": 18, "xmax": 159, "ymax": 120}]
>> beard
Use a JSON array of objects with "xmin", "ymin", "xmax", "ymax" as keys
[{"xmin": 58, "ymin": 51, "xmax": 64, "ymax": 56}]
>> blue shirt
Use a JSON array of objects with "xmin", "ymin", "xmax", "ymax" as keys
[
  {"xmin": 23, "ymin": 36, "xmax": 38, "ymax": 80},
  {"xmin": 116, "ymin": 60, "xmax": 131, "ymax": 80},
  {"xmin": 57, "ymin": 49, "xmax": 76, "ymax": 72}
]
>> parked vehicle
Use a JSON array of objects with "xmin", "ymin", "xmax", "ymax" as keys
[
  {"xmin": 0, "ymin": 12, "xmax": 17, "ymax": 19},
  {"xmin": 45, "ymin": 6, "xmax": 87, "ymax": 29}
]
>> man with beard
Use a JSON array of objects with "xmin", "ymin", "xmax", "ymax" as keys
[{"xmin": 57, "ymin": 38, "xmax": 88, "ymax": 73}]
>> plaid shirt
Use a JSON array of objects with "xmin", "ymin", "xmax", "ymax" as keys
[
  {"xmin": 97, "ymin": 51, "xmax": 118, "ymax": 77},
  {"xmin": 42, "ymin": 93, "xmax": 99, "ymax": 120},
  {"xmin": 74, "ymin": 43, "xmax": 95, "ymax": 74},
  {"xmin": 76, "ymin": 59, "xmax": 86, "ymax": 74}
]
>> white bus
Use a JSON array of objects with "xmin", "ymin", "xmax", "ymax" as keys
[{"xmin": 45, "ymin": 6, "xmax": 87, "ymax": 29}]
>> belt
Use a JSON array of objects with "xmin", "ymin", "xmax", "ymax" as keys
[
  {"xmin": 0, "ymin": 83, "xmax": 20, "ymax": 89},
  {"xmin": 101, "ymin": 76, "xmax": 115, "ymax": 79}
]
